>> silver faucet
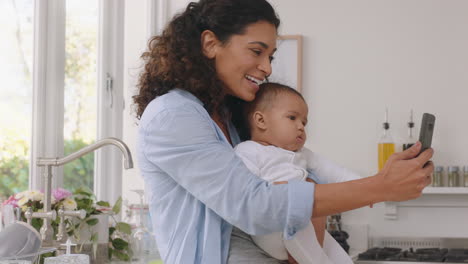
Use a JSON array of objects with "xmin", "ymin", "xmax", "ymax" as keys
[
  {"xmin": 56, "ymin": 206, "xmax": 87, "ymax": 242},
  {"xmin": 36, "ymin": 137, "xmax": 133, "ymax": 245},
  {"xmin": 25, "ymin": 207, "xmax": 57, "ymax": 226}
]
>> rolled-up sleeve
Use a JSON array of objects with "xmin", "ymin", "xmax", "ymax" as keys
[{"xmin": 140, "ymin": 104, "xmax": 314, "ymax": 238}]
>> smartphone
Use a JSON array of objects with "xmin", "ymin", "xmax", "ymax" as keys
[{"xmin": 418, "ymin": 113, "xmax": 436, "ymax": 154}]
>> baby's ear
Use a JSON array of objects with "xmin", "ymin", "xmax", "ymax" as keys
[{"xmin": 253, "ymin": 111, "xmax": 267, "ymax": 130}]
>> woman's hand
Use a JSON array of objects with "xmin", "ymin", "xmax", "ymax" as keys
[{"xmin": 378, "ymin": 141, "xmax": 434, "ymax": 201}]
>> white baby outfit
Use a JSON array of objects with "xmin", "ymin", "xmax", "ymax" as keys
[{"xmin": 234, "ymin": 140, "xmax": 360, "ymax": 264}]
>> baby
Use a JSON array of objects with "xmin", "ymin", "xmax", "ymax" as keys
[{"xmin": 234, "ymin": 82, "xmax": 358, "ymax": 264}]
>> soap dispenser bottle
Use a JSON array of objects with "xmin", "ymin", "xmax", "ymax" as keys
[{"xmin": 378, "ymin": 108, "xmax": 395, "ymax": 170}]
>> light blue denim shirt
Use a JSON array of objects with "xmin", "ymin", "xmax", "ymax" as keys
[{"xmin": 137, "ymin": 89, "xmax": 315, "ymax": 264}]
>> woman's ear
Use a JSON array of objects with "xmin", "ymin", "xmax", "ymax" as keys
[
  {"xmin": 253, "ymin": 111, "xmax": 267, "ymax": 130},
  {"xmin": 201, "ymin": 30, "xmax": 219, "ymax": 59}
]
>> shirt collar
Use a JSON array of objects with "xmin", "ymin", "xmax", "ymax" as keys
[{"xmin": 171, "ymin": 88, "xmax": 204, "ymax": 106}]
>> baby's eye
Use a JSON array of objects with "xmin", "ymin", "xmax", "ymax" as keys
[{"xmin": 288, "ymin": 116, "xmax": 296, "ymax": 121}]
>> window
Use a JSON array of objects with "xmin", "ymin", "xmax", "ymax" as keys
[
  {"xmin": 0, "ymin": 0, "xmax": 34, "ymax": 198},
  {"xmin": 0, "ymin": 0, "xmax": 124, "ymax": 203},
  {"xmin": 63, "ymin": 0, "xmax": 98, "ymax": 192}
]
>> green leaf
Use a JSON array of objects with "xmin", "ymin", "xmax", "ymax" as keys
[
  {"xmin": 109, "ymin": 226, "xmax": 116, "ymax": 237},
  {"xmin": 111, "ymin": 238, "xmax": 128, "ymax": 250},
  {"xmin": 115, "ymin": 222, "xmax": 131, "ymax": 235},
  {"xmin": 76, "ymin": 198, "xmax": 94, "ymax": 211},
  {"xmin": 96, "ymin": 201, "xmax": 110, "ymax": 207},
  {"xmin": 74, "ymin": 189, "xmax": 93, "ymax": 197},
  {"xmin": 112, "ymin": 196, "xmax": 122, "ymax": 214},
  {"xmin": 86, "ymin": 218, "xmax": 99, "ymax": 226},
  {"xmin": 113, "ymin": 250, "xmax": 130, "ymax": 261}
]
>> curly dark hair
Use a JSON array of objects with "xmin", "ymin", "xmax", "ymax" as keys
[{"xmin": 133, "ymin": 0, "xmax": 280, "ymax": 119}]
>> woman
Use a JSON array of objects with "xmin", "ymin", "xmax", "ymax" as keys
[{"xmin": 133, "ymin": 0, "xmax": 434, "ymax": 263}]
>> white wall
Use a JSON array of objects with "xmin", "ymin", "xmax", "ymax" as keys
[
  {"xmin": 267, "ymin": 0, "xmax": 468, "ymax": 245},
  {"xmin": 123, "ymin": 0, "xmax": 468, "ymax": 247},
  {"xmin": 269, "ymin": 0, "xmax": 468, "ymax": 178}
]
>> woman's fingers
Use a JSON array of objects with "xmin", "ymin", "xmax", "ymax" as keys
[
  {"xmin": 392, "ymin": 141, "xmax": 421, "ymax": 160},
  {"xmin": 415, "ymin": 148, "xmax": 434, "ymax": 167},
  {"xmin": 422, "ymin": 161, "xmax": 434, "ymax": 186},
  {"xmin": 423, "ymin": 161, "xmax": 435, "ymax": 174}
]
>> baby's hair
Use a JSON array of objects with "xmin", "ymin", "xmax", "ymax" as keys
[{"xmin": 238, "ymin": 82, "xmax": 304, "ymax": 140}]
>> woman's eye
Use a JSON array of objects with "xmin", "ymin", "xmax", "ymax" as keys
[
  {"xmin": 251, "ymin": 49, "xmax": 261, "ymax": 56},
  {"xmin": 269, "ymin": 56, "xmax": 275, "ymax": 62}
]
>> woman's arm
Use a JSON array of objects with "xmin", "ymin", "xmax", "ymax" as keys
[{"xmin": 312, "ymin": 142, "xmax": 434, "ymax": 217}]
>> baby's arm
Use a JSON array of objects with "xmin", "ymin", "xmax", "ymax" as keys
[
  {"xmin": 304, "ymin": 148, "xmax": 374, "ymax": 208},
  {"xmin": 234, "ymin": 142, "xmax": 261, "ymax": 176},
  {"xmin": 303, "ymin": 147, "xmax": 361, "ymax": 184}
]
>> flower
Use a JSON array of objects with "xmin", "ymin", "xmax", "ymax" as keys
[
  {"xmin": 15, "ymin": 190, "xmax": 27, "ymax": 200},
  {"xmin": 15, "ymin": 190, "xmax": 44, "ymax": 208},
  {"xmin": 29, "ymin": 190, "xmax": 44, "ymax": 201},
  {"xmin": 17, "ymin": 197, "xmax": 30, "ymax": 207},
  {"xmin": 62, "ymin": 198, "xmax": 77, "ymax": 211},
  {"xmin": 2, "ymin": 195, "xmax": 18, "ymax": 208},
  {"xmin": 52, "ymin": 188, "xmax": 72, "ymax": 201},
  {"xmin": 14, "ymin": 190, "xmax": 45, "ymax": 211}
]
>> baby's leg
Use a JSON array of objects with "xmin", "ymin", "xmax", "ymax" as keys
[
  {"xmin": 310, "ymin": 216, "xmax": 326, "ymax": 247},
  {"xmin": 306, "ymin": 178, "xmax": 327, "ymax": 247},
  {"xmin": 322, "ymin": 232, "xmax": 354, "ymax": 264},
  {"xmin": 283, "ymin": 222, "xmax": 333, "ymax": 264}
]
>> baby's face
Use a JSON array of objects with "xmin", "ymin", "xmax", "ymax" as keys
[{"xmin": 263, "ymin": 92, "xmax": 308, "ymax": 151}]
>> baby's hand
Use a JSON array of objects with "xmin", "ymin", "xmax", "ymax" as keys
[{"xmin": 305, "ymin": 178, "xmax": 317, "ymax": 184}]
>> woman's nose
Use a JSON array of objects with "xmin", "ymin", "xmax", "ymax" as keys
[{"xmin": 258, "ymin": 57, "xmax": 272, "ymax": 77}]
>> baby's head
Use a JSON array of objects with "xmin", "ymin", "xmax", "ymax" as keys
[{"xmin": 244, "ymin": 82, "xmax": 308, "ymax": 152}]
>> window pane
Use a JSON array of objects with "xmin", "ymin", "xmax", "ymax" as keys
[
  {"xmin": 63, "ymin": 0, "xmax": 98, "ymax": 192},
  {"xmin": 0, "ymin": 0, "xmax": 34, "ymax": 198}
]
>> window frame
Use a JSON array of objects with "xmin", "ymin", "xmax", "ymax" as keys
[{"xmin": 30, "ymin": 0, "xmax": 125, "ymax": 204}]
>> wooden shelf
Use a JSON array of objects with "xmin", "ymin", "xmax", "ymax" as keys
[{"xmin": 423, "ymin": 187, "xmax": 468, "ymax": 194}]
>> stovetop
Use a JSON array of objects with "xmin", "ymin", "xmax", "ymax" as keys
[{"xmin": 355, "ymin": 247, "xmax": 468, "ymax": 263}]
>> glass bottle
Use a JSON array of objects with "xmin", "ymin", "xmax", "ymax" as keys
[
  {"xmin": 463, "ymin": 166, "xmax": 468, "ymax": 187},
  {"xmin": 402, "ymin": 110, "xmax": 416, "ymax": 150},
  {"xmin": 447, "ymin": 166, "xmax": 460, "ymax": 187},
  {"xmin": 130, "ymin": 190, "xmax": 161, "ymax": 263},
  {"xmin": 432, "ymin": 166, "xmax": 444, "ymax": 187},
  {"xmin": 378, "ymin": 109, "xmax": 395, "ymax": 170}
]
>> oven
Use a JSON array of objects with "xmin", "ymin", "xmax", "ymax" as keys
[{"xmin": 353, "ymin": 237, "xmax": 468, "ymax": 264}]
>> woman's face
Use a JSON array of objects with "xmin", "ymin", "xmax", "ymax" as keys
[{"xmin": 213, "ymin": 21, "xmax": 278, "ymax": 101}]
